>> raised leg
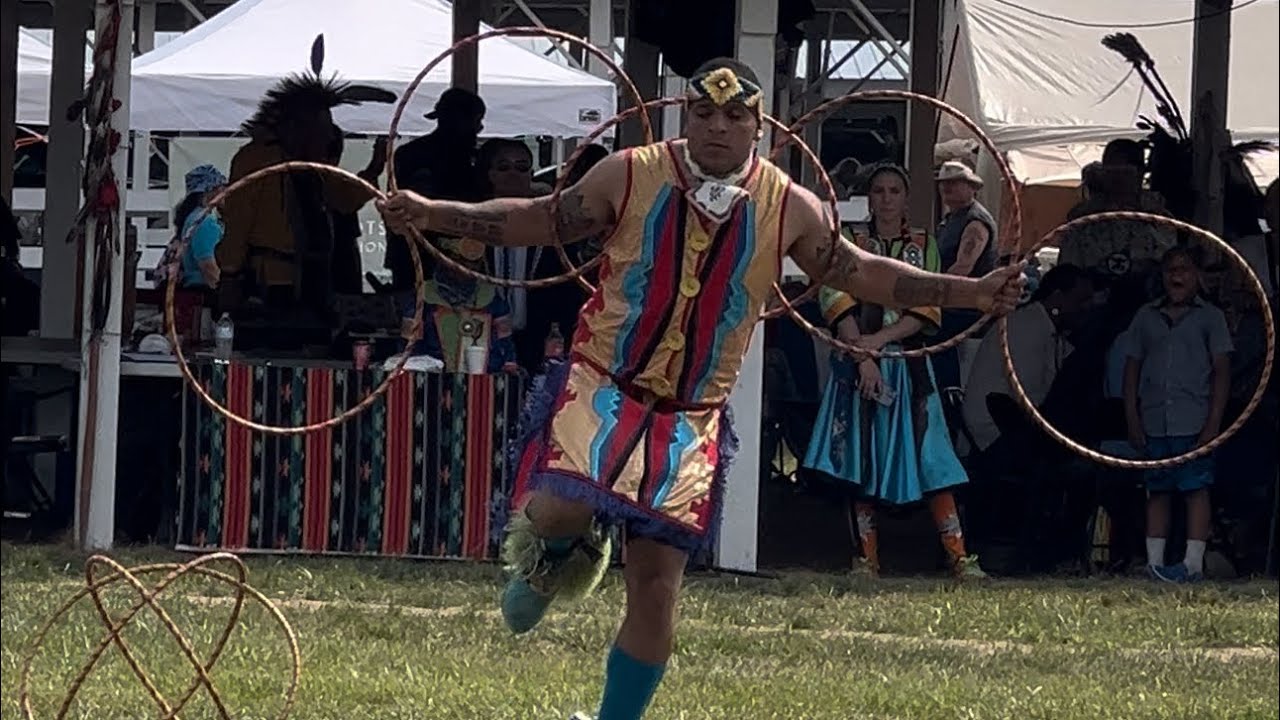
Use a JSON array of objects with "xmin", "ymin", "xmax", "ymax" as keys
[{"xmin": 500, "ymin": 489, "xmax": 605, "ymax": 634}]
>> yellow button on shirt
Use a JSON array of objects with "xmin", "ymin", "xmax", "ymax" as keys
[
  {"xmin": 664, "ymin": 331, "xmax": 686, "ymax": 352},
  {"xmin": 679, "ymin": 277, "xmax": 701, "ymax": 298}
]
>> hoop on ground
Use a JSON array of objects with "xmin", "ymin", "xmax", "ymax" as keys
[
  {"xmin": 19, "ymin": 553, "xmax": 300, "ymax": 720},
  {"xmin": 771, "ymin": 89, "xmax": 1025, "ymax": 359},
  {"xmin": 164, "ymin": 161, "xmax": 424, "ymax": 435},
  {"xmin": 1003, "ymin": 211, "xmax": 1274, "ymax": 469}
]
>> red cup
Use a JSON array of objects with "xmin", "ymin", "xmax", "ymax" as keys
[{"xmin": 352, "ymin": 341, "xmax": 372, "ymax": 371}]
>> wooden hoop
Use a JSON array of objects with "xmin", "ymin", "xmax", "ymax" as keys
[
  {"xmin": 165, "ymin": 161, "xmax": 424, "ymax": 435},
  {"xmin": 392, "ymin": 98, "xmax": 683, "ymax": 292},
  {"xmin": 19, "ymin": 553, "xmax": 300, "ymax": 720},
  {"xmin": 1004, "ymin": 211, "xmax": 1274, "ymax": 469},
  {"xmin": 771, "ymin": 89, "xmax": 1024, "ymax": 359},
  {"xmin": 386, "ymin": 25, "xmax": 652, "ymax": 192}
]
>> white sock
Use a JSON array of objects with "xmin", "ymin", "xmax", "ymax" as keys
[
  {"xmin": 1184, "ymin": 540, "xmax": 1207, "ymax": 575},
  {"xmin": 1145, "ymin": 537, "xmax": 1167, "ymax": 567}
]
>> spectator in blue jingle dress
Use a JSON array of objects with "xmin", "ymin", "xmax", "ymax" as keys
[
  {"xmin": 804, "ymin": 163, "xmax": 985, "ymax": 580},
  {"xmin": 1123, "ymin": 247, "xmax": 1233, "ymax": 583}
]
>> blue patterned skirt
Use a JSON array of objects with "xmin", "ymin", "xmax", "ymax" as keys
[{"xmin": 803, "ymin": 351, "xmax": 967, "ymax": 505}]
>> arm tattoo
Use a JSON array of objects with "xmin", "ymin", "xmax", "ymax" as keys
[
  {"xmin": 554, "ymin": 189, "xmax": 598, "ymax": 242},
  {"xmin": 892, "ymin": 276, "xmax": 952, "ymax": 306},
  {"xmin": 808, "ymin": 236, "xmax": 860, "ymax": 283},
  {"xmin": 436, "ymin": 207, "xmax": 509, "ymax": 243}
]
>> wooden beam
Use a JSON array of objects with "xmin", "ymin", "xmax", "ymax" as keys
[
  {"xmin": 905, "ymin": 0, "xmax": 940, "ymax": 229},
  {"xmin": 1190, "ymin": 0, "xmax": 1232, "ymax": 235},
  {"xmin": 0, "ymin": 0, "xmax": 18, "ymax": 203},
  {"xmin": 452, "ymin": 0, "xmax": 486, "ymax": 93}
]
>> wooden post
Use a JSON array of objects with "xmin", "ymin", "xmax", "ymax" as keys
[
  {"xmin": 77, "ymin": 0, "xmax": 135, "ymax": 551},
  {"xmin": 906, "ymin": 0, "xmax": 941, "ymax": 230},
  {"xmin": 0, "ymin": 0, "xmax": 18, "ymax": 203},
  {"xmin": 451, "ymin": 0, "xmax": 485, "ymax": 93},
  {"xmin": 1190, "ymin": 0, "xmax": 1232, "ymax": 236},
  {"xmin": 620, "ymin": 1, "xmax": 661, "ymax": 148}
]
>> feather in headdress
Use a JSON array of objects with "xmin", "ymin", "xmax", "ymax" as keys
[
  {"xmin": 241, "ymin": 34, "xmax": 396, "ymax": 137},
  {"xmin": 1102, "ymin": 32, "xmax": 1186, "ymax": 139}
]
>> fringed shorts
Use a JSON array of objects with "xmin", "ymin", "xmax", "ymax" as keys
[{"xmin": 509, "ymin": 360, "xmax": 737, "ymax": 554}]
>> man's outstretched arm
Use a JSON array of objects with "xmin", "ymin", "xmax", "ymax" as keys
[
  {"xmin": 784, "ymin": 185, "xmax": 1022, "ymax": 313},
  {"xmin": 378, "ymin": 151, "xmax": 626, "ymax": 247}
]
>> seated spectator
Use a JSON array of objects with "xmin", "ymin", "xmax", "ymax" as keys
[
  {"xmin": 403, "ymin": 236, "xmax": 515, "ymax": 374},
  {"xmin": 1059, "ymin": 140, "xmax": 1174, "ymax": 289},
  {"xmin": 1124, "ymin": 247, "xmax": 1232, "ymax": 583},
  {"xmin": 963, "ymin": 264, "xmax": 1095, "ymax": 453}
]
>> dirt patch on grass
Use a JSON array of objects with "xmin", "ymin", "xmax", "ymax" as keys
[{"xmin": 184, "ymin": 594, "xmax": 1277, "ymax": 663}]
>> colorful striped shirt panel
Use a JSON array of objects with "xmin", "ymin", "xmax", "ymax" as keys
[
  {"xmin": 538, "ymin": 141, "xmax": 790, "ymax": 532},
  {"xmin": 571, "ymin": 141, "xmax": 791, "ymax": 406},
  {"xmin": 818, "ymin": 229, "xmax": 942, "ymax": 330}
]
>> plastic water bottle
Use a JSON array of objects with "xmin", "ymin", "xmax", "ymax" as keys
[
  {"xmin": 214, "ymin": 313, "xmax": 234, "ymax": 360},
  {"xmin": 544, "ymin": 322, "xmax": 565, "ymax": 362}
]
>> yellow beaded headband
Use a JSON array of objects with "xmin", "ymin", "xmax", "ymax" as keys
[{"xmin": 688, "ymin": 67, "xmax": 764, "ymax": 110}]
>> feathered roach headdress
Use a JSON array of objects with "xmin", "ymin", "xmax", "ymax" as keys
[{"xmin": 241, "ymin": 34, "xmax": 396, "ymax": 138}]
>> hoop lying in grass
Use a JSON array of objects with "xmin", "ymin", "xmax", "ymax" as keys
[{"xmin": 18, "ymin": 553, "xmax": 299, "ymax": 720}]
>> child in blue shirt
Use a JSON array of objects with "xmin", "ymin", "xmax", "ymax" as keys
[{"xmin": 1123, "ymin": 248, "xmax": 1233, "ymax": 583}]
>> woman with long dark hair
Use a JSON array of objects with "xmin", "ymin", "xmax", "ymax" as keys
[{"xmin": 804, "ymin": 163, "xmax": 985, "ymax": 579}]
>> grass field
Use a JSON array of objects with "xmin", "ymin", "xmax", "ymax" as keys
[{"xmin": 2, "ymin": 542, "xmax": 1277, "ymax": 720}]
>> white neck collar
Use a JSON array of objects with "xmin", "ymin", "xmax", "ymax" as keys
[{"xmin": 680, "ymin": 141, "xmax": 752, "ymax": 187}]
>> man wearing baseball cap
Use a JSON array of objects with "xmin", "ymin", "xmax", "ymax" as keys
[{"xmin": 384, "ymin": 87, "xmax": 488, "ymax": 292}]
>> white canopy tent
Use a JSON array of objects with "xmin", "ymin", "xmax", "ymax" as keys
[
  {"xmin": 941, "ymin": 0, "xmax": 1279, "ymax": 186},
  {"xmin": 16, "ymin": 28, "xmax": 91, "ymax": 126},
  {"xmin": 127, "ymin": 0, "xmax": 614, "ymax": 137}
]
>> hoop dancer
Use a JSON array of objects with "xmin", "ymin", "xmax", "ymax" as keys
[{"xmin": 379, "ymin": 57, "xmax": 1025, "ymax": 720}]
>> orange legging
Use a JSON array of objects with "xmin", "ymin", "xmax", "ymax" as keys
[{"xmin": 854, "ymin": 491, "xmax": 967, "ymax": 571}]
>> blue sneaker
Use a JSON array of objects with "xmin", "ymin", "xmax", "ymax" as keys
[
  {"xmin": 1151, "ymin": 562, "xmax": 1204, "ymax": 584},
  {"xmin": 501, "ymin": 576, "xmax": 555, "ymax": 634}
]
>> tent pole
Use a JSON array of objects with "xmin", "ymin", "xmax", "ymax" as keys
[{"xmin": 137, "ymin": 0, "xmax": 157, "ymax": 53}]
